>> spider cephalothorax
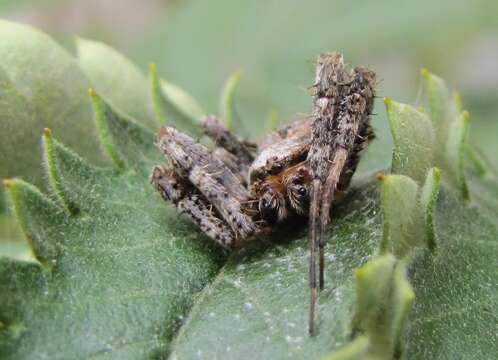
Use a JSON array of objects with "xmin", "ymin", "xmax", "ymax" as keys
[
  {"xmin": 252, "ymin": 162, "xmax": 312, "ymax": 224},
  {"xmin": 151, "ymin": 52, "xmax": 376, "ymax": 334}
]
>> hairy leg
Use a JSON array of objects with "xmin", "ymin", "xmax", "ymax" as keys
[
  {"xmin": 154, "ymin": 126, "xmax": 260, "ymax": 247},
  {"xmin": 151, "ymin": 166, "xmax": 235, "ymax": 247},
  {"xmin": 201, "ymin": 115, "xmax": 255, "ymax": 166},
  {"xmin": 306, "ymin": 54, "xmax": 376, "ymax": 335},
  {"xmin": 212, "ymin": 147, "xmax": 248, "ymax": 186}
]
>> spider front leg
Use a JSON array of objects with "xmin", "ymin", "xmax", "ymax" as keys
[
  {"xmin": 153, "ymin": 126, "xmax": 261, "ymax": 248},
  {"xmin": 151, "ymin": 166, "xmax": 236, "ymax": 247},
  {"xmin": 306, "ymin": 54, "xmax": 376, "ymax": 335}
]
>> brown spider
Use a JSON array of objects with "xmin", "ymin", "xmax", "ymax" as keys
[{"xmin": 150, "ymin": 52, "xmax": 376, "ymax": 335}]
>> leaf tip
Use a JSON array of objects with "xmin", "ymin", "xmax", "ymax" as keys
[
  {"xmin": 353, "ymin": 267, "xmax": 366, "ymax": 281},
  {"xmin": 73, "ymin": 34, "xmax": 83, "ymax": 47},
  {"xmin": 41, "ymin": 131, "xmax": 81, "ymax": 214},
  {"xmin": 383, "ymin": 97, "xmax": 392, "ymax": 107},
  {"xmin": 149, "ymin": 63, "xmax": 159, "ymax": 83},
  {"xmin": 432, "ymin": 166, "xmax": 441, "ymax": 180},
  {"xmin": 88, "ymin": 87, "xmax": 97, "ymax": 98},
  {"xmin": 2, "ymin": 178, "xmax": 16, "ymax": 189},
  {"xmin": 376, "ymin": 174, "xmax": 386, "ymax": 182},
  {"xmin": 453, "ymin": 91, "xmax": 463, "ymax": 112},
  {"xmin": 420, "ymin": 67, "xmax": 431, "ymax": 79},
  {"xmin": 231, "ymin": 69, "xmax": 243, "ymax": 80}
]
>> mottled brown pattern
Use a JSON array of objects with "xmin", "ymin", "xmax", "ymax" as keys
[
  {"xmin": 306, "ymin": 54, "xmax": 376, "ymax": 334},
  {"xmin": 151, "ymin": 52, "xmax": 376, "ymax": 335}
]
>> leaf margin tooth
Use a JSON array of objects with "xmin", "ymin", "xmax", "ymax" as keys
[
  {"xmin": 446, "ymin": 110, "xmax": 471, "ymax": 200},
  {"xmin": 419, "ymin": 167, "xmax": 441, "ymax": 252},
  {"xmin": 384, "ymin": 97, "xmax": 435, "ymax": 184},
  {"xmin": 420, "ymin": 68, "xmax": 452, "ymax": 148},
  {"xmin": 349, "ymin": 254, "xmax": 415, "ymax": 359},
  {"xmin": 89, "ymin": 88, "xmax": 127, "ymax": 170},
  {"xmin": 378, "ymin": 174, "xmax": 420, "ymax": 257},
  {"xmin": 41, "ymin": 126, "xmax": 114, "ymax": 214},
  {"xmin": 42, "ymin": 128, "xmax": 79, "ymax": 215},
  {"xmin": 89, "ymin": 89, "xmax": 157, "ymax": 173},
  {"xmin": 219, "ymin": 70, "xmax": 242, "ymax": 131},
  {"xmin": 75, "ymin": 36, "xmax": 158, "ymax": 129},
  {"xmin": 265, "ymin": 109, "xmax": 280, "ymax": 132},
  {"xmin": 390, "ymin": 259, "xmax": 415, "ymax": 357},
  {"xmin": 2, "ymin": 178, "xmax": 66, "ymax": 269},
  {"xmin": 149, "ymin": 63, "xmax": 204, "ymax": 136}
]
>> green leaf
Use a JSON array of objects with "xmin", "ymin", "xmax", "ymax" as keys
[
  {"xmin": 419, "ymin": 69, "xmax": 473, "ymax": 199},
  {"xmin": 379, "ymin": 75, "xmax": 497, "ymax": 359},
  {"xmin": 379, "ymin": 174, "xmax": 420, "ymax": 256},
  {"xmin": 89, "ymin": 89, "xmax": 157, "ymax": 174},
  {"xmin": 419, "ymin": 168, "xmax": 441, "ymax": 252},
  {"xmin": 0, "ymin": 20, "xmax": 104, "ymax": 191},
  {"xmin": 1, "ymin": 21, "xmax": 497, "ymax": 359},
  {"xmin": 2, "ymin": 179, "xmax": 64, "ymax": 267},
  {"xmin": 0, "ymin": 102, "xmax": 222, "ymax": 358},
  {"xmin": 404, "ymin": 187, "xmax": 498, "ymax": 359},
  {"xmin": 446, "ymin": 111, "xmax": 470, "ymax": 200},
  {"xmin": 378, "ymin": 168, "xmax": 440, "ymax": 257},
  {"xmin": 0, "ymin": 213, "xmax": 30, "ymax": 262},
  {"xmin": 266, "ymin": 110, "xmax": 281, "ymax": 132},
  {"xmin": 169, "ymin": 182, "xmax": 383, "ymax": 359},
  {"xmin": 322, "ymin": 336, "xmax": 370, "ymax": 360},
  {"xmin": 384, "ymin": 98, "xmax": 435, "ymax": 184},
  {"xmin": 351, "ymin": 255, "xmax": 414, "ymax": 359},
  {"xmin": 42, "ymin": 128, "xmax": 79, "ymax": 214},
  {"xmin": 76, "ymin": 37, "xmax": 158, "ymax": 130},
  {"xmin": 420, "ymin": 69, "xmax": 453, "ymax": 150},
  {"xmin": 149, "ymin": 63, "xmax": 204, "ymax": 135},
  {"xmin": 219, "ymin": 70, "xmax": 242, "ymax": 131}
]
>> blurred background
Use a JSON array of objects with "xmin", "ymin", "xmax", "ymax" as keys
[{"xmin": 1, "ymin": 0, "xmax": 497, "ymax": 256}]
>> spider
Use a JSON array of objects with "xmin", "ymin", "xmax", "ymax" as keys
[{"xmin": 150, "ymin": 52, "xmax": 376, "ymax": 335}]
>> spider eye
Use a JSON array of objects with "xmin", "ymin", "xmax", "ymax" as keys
[{"xmin": 287, "ymin": 182, "xmax": 310, "ymax": 215}]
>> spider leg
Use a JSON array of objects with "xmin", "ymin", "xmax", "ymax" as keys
[
  {"xmin": 151, "ymin": 166, "xmax": 235, "ymax": 247},
  {"xmin": 336, "ymin": 120, "xmax": 376, "ymax": 192},
  {"xmin": 319, "ymin": 147, "xmax": 348, "ymax": 289},
  {"xmin": 308, "ymin": 178, "xmax": 321, "ymax": 334},
  {"xmin": 306, "ymin": 54, "xmax": 376, "ymax": 335},
  {"xmin": 318, "ymin": 117, "xmax": 375, "ymax": 284},
  {"xmin": 155, "ymin": 126, "xmax": 260, "ymax": 247},
  {"xmin": 212, "ymin": 147, "xmax": 247, "ymax": 186},
  {"xmin": 201, "ymin": 115, "xmax": 255, "ymax": 166}
]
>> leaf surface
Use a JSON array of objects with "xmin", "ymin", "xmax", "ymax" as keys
[
  {"xmin": 1, "ymin": 25, "xmax": 497, "ymax": 360},
  {"xmin": 76, "ymin": 37, "xmax": 158, "ymax": 129},
  {"xmin": 0, "ymin": 95, "xmax": 222, "ymax": 359},
  {"xmin": 0, "ymin": 20, "xmax": 104, "ymax": 190},
  {"xmin": 170, "ymin": 181, "xmax": 383, "ymax": 359}
]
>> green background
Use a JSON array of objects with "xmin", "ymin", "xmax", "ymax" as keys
[
  {"xmin": 1, "ymin": 0, "xmax": 497, "ymax": 145},
  {"xmin": 0, "ymin": 0, "xmax": 497, "ymax": 267}
]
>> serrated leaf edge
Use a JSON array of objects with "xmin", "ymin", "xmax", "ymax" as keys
[
  {"xmin": 2, "ymin": 179, "xmax": 62, "ymax": 268},
  {"xmin": 42, "ymin": 128, "xmax": 79, "ymax": 214},
  {"xmin": 89, "ymin": 88, "xmax": 127, "ymax": 170},
  {"xmin": 149, "ymin": 63, "xmax": 204, "ymax": 135}
]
